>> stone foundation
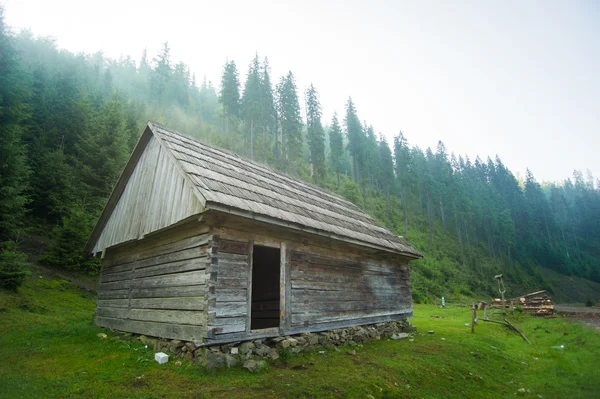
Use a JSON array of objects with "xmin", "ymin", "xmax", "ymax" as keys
[{"xmin": 137, "ymin": 320, "xmax": 415, "ymax": 370}]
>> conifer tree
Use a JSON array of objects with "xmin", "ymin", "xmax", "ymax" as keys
[
  {"xmin": 393, "ymin": 132, "xmax": 411, "ymax": 237},
  {"xmin": 259, "ymin": 57, "xmax": 276, "ymax": 146},
  {"xmin": 241, "ymin": 55, "xmax": 262, "ymax": 160},
  {"xmin": 305, "ymin": 84, "xmax": 326, "ymax": 183},
  {"xmin": 328, "ymin": 113, "xmax": 344, "ymax": 188},
  {"xmin": 378, "ymin": 135, "xmax": 394, "ymax": 218},
  {"xmin": 344, "ymin": 98, "xmax": 363, "ymax": 183},
  {"xmin": 276, "ymin": 72, "xmax": 303, "ymax": 172},
  {"xmin": 219, "ymin": 60, "xmax": 241, "ymax": 133}
]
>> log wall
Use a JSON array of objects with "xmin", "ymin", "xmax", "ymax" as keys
[
  {"xmin": 206, "ymin": 237, "xmax": 252, "ymax": 339},
  {"xmin": 290, "ymin": 251, "xmax": 412, "ymax": 331},
  {"xmin": 95, "ymin": 225, "xmax": 210, "ymax": 341}
]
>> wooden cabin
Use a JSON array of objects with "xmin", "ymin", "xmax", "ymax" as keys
[{"xmin": 85, "ymin": 122, "xmax": 422, "ymax": 345}]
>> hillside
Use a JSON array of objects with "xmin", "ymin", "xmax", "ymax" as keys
[{"xmin": 1, "ymin": 7, "xmax": 599, "ymax": 302}]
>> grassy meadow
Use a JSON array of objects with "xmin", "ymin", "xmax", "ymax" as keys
[{"xmin": 0, "ymin": 269, "xmax": 598, "ymax": 398}]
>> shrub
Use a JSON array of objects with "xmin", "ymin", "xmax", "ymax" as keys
[{"xmin": 0, "ymin": 241, "xmax": 30, "ymax": 290}]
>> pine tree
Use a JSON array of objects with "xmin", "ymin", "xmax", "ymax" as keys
[
  {"xmin": 305, "ymin": 84, "xmax": 326, "ymax": 183},
  {"xmin": 378, "ymin": 136, "xmax": 394, "ymax": 218},
  {"xmin": 150, "ymin": 42, "xmax": 172, "ymax": 102},
  {"xmin": 276, "ymin": 72, "xmax": 303, "ymax": 172},
  {"xmin": 393, "ymin": 132, "xmax": 411, "ymax": 237},
  {"xmin": 75, "ymin": 94, "xmax": 129, "ymax": 210},
  {"xmin": 344, "ymin": 98, "xmax": 363, "ymax": 183},
  {"xmin": 219, "ymin": 60, "xmax": 241, "ymax": 133},
  {"xmin": 240, "ymin": 55, "xmax": 262, "ymax": 160},
  {"xmin": 328, "ymin": 113, "xmax": 344, "ymax": 188},
  {"xmin": 259, "ymin": 57, "xmax": 276, "ymax": 151}
]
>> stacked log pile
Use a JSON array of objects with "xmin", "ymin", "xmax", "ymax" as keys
[{"xmin": 491, "ymin": 290, "xmax": 556, "ymax": 317}]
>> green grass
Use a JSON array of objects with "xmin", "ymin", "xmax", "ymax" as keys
[{"xmin": 1, "ymin": 271, "xmax": 599, "ymax": 398}]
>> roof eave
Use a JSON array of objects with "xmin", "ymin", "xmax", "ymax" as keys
[{"xmin": 206, "ymin": 202, "xmax": 421, "ymax": 259}]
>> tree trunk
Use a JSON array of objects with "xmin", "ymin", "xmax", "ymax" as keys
[
  {"xmin": 427, "ymin": 189, "xmax": 433, "ymax": 247},
  {"xmin": 440, "ymin": 199, "xmax": 447, "ymax": 231},
  {"xmin": 398, "ymin": 185, "xmax": 408, "ymax": 238},
  {"xmin": 250, "ymin": 119, "xmax": 255, "ymax": 161},
  {"xmin": 454, "ymin": 210, "xmax": 465, "ymax": 266}
]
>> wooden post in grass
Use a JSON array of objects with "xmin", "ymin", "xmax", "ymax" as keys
[{"xmin": 471, "ymin": 304, "xmax": 476, "ymax": 333}]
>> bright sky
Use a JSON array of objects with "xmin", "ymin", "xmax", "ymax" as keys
[{"xmin": 4, "ymin": 0, "xmax": 600, "ymax": 183}]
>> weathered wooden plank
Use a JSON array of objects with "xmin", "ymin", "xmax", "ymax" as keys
[
  {"xmin": 282, "ymin": 245, "xmax": 291, "ymax": 331},
  {"xmin": 292, "ymin": 301, "xmax": 408, "ymax": 313},
  {"xmin": 291, "ymin": 264, "xmax": 407, "ymax": 279},
  {"xmin": 214, "ymin": 288, "xmax": 247, "ymax": 302},
  {"xmin": 95, "ymin": 316, "xmax": 207, "ymax": 341},
  {"xmin": 291, "ymin": 271, "xmax": 408, "ymax": 285},
  {"xmin": 211, "ymin": 316, "xmax": 246, "ymax": 334},
  {"xmin": 129, "ymin": 297, "xmax": 206, "ymax": 311},
  {"xmin": 100, "ymin": 270, "xmax": 133, "ymax": 283},
  {"xmin": 132, "ymin": 270, "xmax": 207, "ymax": 288},
  {"xmin": 97, "ymin": 299, "xmax": 130, "ymax": 308},
  {"xmin": 291, "ymin": 288, "xmax": 407, "ymax": 302},
  {"xmin": 215, "ymin": 266, "xmax": 248, "ymax": 279},
  {"xmin": 291, "ymin": 279, "xmax": 408, "ymax": 291},
  {"xmin": 133, "ymin": 257, "xmax": 207, "ymax": 279},
  {"xmin": 130, "ymin": 284, "xmax": 205, "ymax": 299},
  {"xmin": 110, "ymin": 233, "xmax": 209, "ymax": 267},
  {"xmin": 216, "ymin": 253, "xmax": 248, "ymax": 263},
  {"xmin": 213, "ymin": 238, "xmax": 249, "ymax": 255},
  {"xmin": 214, "ymin": 277, "xmax": 248, "ymax": 288},
  {"xmin": 96, "ymin": 307, "xmax": 207, "ymax": 326},
  {"xmin": 245, "ymin": 240, "xmax": 253, "ymax": 332},
  {"xmin": 97, "ymin": 289, "xmax": 130, "ymax": 300},
  {"xmin": 291, "ymin": 308, "xmax": 412, "ymax": 324},
  {"xmin": 287, "ymin": 312, "xmax": 412, "ymax": 332},
  {"xmin": 99, "ymin": 280, "xmax": 133, "ymax": 291},
  {"xmin": 216, "ymin": 301, "xmax": 247, "ymax": 317}
]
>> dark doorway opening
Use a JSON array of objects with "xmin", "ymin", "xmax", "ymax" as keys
[{"xmin": 251, "ymin": 245, "xmax": 280, "ymax": 330}]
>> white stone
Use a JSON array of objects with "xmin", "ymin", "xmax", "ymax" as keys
[
  {"xmin": 231, "ymin": 347, "xmax": 239, "ymax": 355},
  {"xmin": 155, "ymin": 352, "xmax": 169, "ymax": 364}
]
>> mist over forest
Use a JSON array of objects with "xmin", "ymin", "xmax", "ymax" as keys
[{"xmin": 1, "ymin": 7, "xmax": 599, "ymax": 300}]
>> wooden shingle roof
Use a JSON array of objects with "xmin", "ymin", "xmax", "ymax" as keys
[
  {"xmin": 86, "ymin": 122, "xmax": 421, "ymax": 258},
  {"xmin": 150, "ymin": 123, "xmax": 420, "ymax": 258}
]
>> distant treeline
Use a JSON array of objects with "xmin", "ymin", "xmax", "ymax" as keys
[{"xmin": 1, "ymin": 7, "xmax": 598, "ymax": 297}]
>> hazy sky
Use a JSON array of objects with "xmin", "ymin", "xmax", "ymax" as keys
[{"xmin": 4, "ymin": 0, "xmax": 599, "ymax": 183}]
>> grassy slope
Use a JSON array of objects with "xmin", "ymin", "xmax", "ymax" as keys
[{"xmin": 1, "ymin": 269, "xmax": 599, "ymax": 399}]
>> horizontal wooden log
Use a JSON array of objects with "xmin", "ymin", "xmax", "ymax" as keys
[
  {"xmin": 288, "ymin": 312, "xmax": 412, "ymax": 332},
  {"xmin": 133, "ymin": 257, "xmax": 208, "ymax": 279},
  {"xmin": 129, "ymin": 297, "xmax": 205, "ymax": 311},
  {"xmin": 213, "ymin": 238, "xmax": 249, "ymax": 255},
  {"xmin": 96, "ymin": 307, "xmax": 207, "ymax": 326},
  {"xmin": 97, "ymin": 288, "xmax": 130, "ymax": 300},
  {"xmin": 291, "ymin": 279, "xmax": 408, "ymax": 292},
  {"xmin": 291, "ymin": 308, "xmax": 412, "ymax": 324},
  {"xmin": 214, "ymin": 288, "xmax": 247, "ymax": 302},
  {"xmin": 109, "ymin": 233, "xmax": 209, "ymax": 267},
  {"xmin": 131, "ymin": 284, "xmax": 205, "ymax": 299},
  {"xmin": 291, "ymin": 260, "xmax": 407, "ymax": 277},
  {"xmin": 215, "ymin": 267, "xmax": 248, "ymax": 279},
  {"xmin": 292, "ymin": 300, "xmax": 409, "ymax": 313},
  {"xmin": 215, "ymin": 253, "xmax": 248, "ymax": 264},
  {"xmin": 133, "ymin": 270, "xmax": 207, "ymax": 289},
  {"xmin": 214, "ymin": 276, "xmax": 248, "ymax": 289},
  {"xmin": 95, "ymin": 316, "xmax": 207, "ymax": 341},
  {"xmin": 211, "ymin": 316, "xmax": 246, "ymax": 334},
  {"xmin": 215, "ymin": 301, "xmax": 247, "ymax": 317},
  {"xmin": 100, "ymin": 269, "xmax": 133, "ymax": 283}
]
